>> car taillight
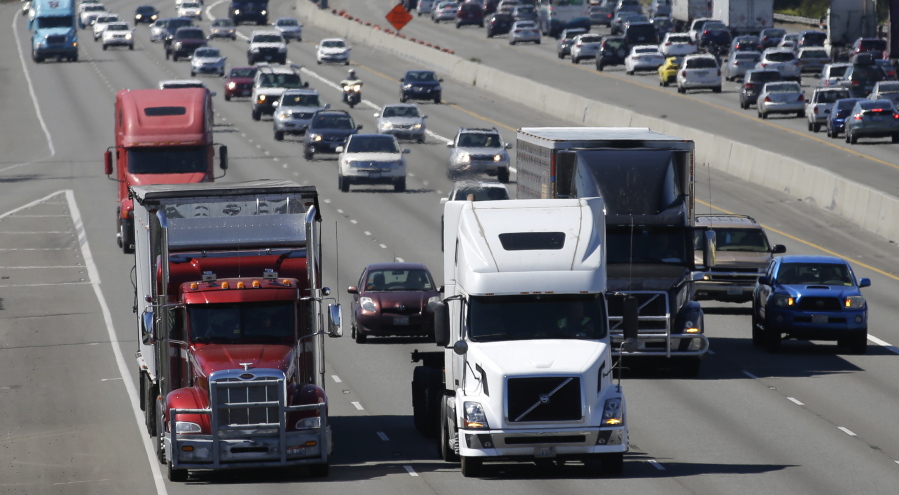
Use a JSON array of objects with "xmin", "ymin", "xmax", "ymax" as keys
[
  {"xmin": 665, "ymin": 42, "xmax": 672, "ymax": 45},
  {"xmin": 893, "ymin": 113, "xmax": 899, "ymax": 119},
  {"xmin": 745, "ymin": 83, "xmax": 755, "ymax": 89},
  {"xmin": 798, "ymin": 94, "xmax": 804, "ymax": 101},
  {"xmin": 681, "ymin": 70, "xmax": 686, "ymax": 77},
  {"xmin": 813, "ymin": 107, "xmax": 819, "ymax": 114},
  {"xmin": 853, "ymin": 113, "xmax": 862, "ymax": 120},
  {"xmin": 703, "ymin": 30, "xmax": 709, "ymax": 34},
  {"xmin": 764, "ymin": 96, "xmax": 772, "ymax": 102},
  {"xmin": 851, "ymin": 81, "xmax": 860, "ymax": 85},
  {"xmin": 760, "ymin": 63, "xmax": 767, "ymax": 67}
]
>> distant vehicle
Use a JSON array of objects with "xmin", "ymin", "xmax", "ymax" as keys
[
  {"xmin": 795, "ymin": 30, "xmax": 827, "ymax": 51},
  {"xmin": 556, "ymin": 27, "xmax": 588, "ymax": 58},
  {"xmin": 589, "ymin": 4, "xmax": 612, "ymax": 26},
  {"xmin": 868, "ymin": 81, "xmax": 899, "ymax": 107},
  {"xmin": 740, "ymin": 69, "xmax": 782, "ymax": 108},
  {"xmin": 511, "ymin": 4, "xmax": 537, "ymax": 22},
  {"xmin": 273, "ymin": 17, "xmax": 302, "ymax": 42},
  {"xmin": 730, "ymin": 35, "xmax": 763, "ymax": 53},
  {"xmin": 676, "ymin": 54, "xmax": 721, "ymax": 94},
  {"xmin": 486, "ymin": 8, "xmax": 515, "ymax": 37},
  {"xmin": 91, "ymin": 13, "xmax": 119, "ymax": 41},
  {"xmin": 447, "ymin": 127, "xmax": 512, "ymax": 183},
  {"xmin": 723, "ymin": 51, "xmax": 761, "ymax": 81},
  {"xmin": 190, "ymin": 47, "xmax": 226, "ymax": 77},
  {"xmin": 624, "ymin": 44, "xmax": 665, "ymax": 74},
  {"xmin": 208, "ymin": 18, "xmax": 236, "ymax": 40},
  {"xmin": 438, "ymin": 180, "xmax": 512, "ymax": 248},
  {"xmin": 623, "ymin": 20, "xmax": 658, "ymax": 48},
  {"xmin": 819, "ymin": 62, "xmax": 851, "ymax": 88},
  {"xmin": 595, "ymin": 35, "xmax": 627, "ymax": 71},
  {"xmin": 251, "ymin": 64, "xmax": 308, "ymax": 120},
  {"xmin": 223, "ymin": 66, "xmax": 257, "ymax": 100},
  {"xmin": 651, "ymin": 16, "xmax": 673, "ymax": 37},
  {"xmin": 273, "ymin": 89, "xmax": 328, "ymax": 140},
  {"xmin": 537, "ymin": 0, "xmax": 590, "ymax": 37},
  {"xmin": 752, "ymin": 255, "xmax": 871, "ymax": 354},
  {"xmin": 797, "ymin": 47, "xmax": 830, "ymax": 74},
  {"xmin": 303, "ymin": 110, "xmax": 362, "ymax": 160},
  {"xmin": 149, "ymin": 18, "xmax": 170, "ymax": 42},
  {"xmin": 247, "ymin": 30, "xmax": 287, "ymax": 65},
  {"xmin": 176, "ymin": 1, "xmax": 202, "ymax": 20},
  {"xmin": 431, "ymin": 1, "xmax": 458, "ymax": 23},
  {"xmin": 658, "ymin": 55, "xmax": 682, "ymax": 86},
  {"xmin": 375, "ymin": 103, "xmax": 428, "ymax": 143},
  {"xmin": 77, "ymin": 3, "xmax": 105, "ymax": 29},
  {"xmin": 841, "ymin": 57, "xmax": 887, "ymax": 98},
  {"xmin": 569, "ymin": 33, "xmax": 602, "ymax": 63},
  {"xmin": 805, "ymin": 87, "xmax": 851, "ymax": 132},
  {"xmin": 100, "ymin": 21, "xmax": 133, "ymax": 50},
  {"xmin": 825, "ymin": 97, "xmax": 865, "ymax": 138},
  {"xmin": 316, "ymin": 38, "xmax": 351, "ymax": 65},
  {"xmin": 399, "ymin": 70, "xmax": 443, "ymax": 104},
  {"xmin": 660, "ymin": 32, "xmax": 697, "ymax": 57},
  {"xmin": 850, "ymin": 38, "xmax": 888, "ymax": 62},
  {"xmin": 696, "ymin": 20, "xmax": 731, "ymax": 52},
  {"xmin": 229, "ymin": 0, "xmax": 268, "ymax": 25},
  {"xmin": 161, "ymin": 17, "xmax": 195, "ymax": 49},
  {"xmin": 844, "ymin": 99, "xmax": 899, "ymax": 144},
  {"xmin": 759, "ymin": 27, "xmax": 785, "ymax": 49},
  {"xmin": 456, "ymin": 1, "xmax": 485, "ymax": 28},
  {"xmin": 347, "ymin": 263, "xmax": 439, "ymax": 343},
  {"xmin": 165, "ymin": 26, "xmax": 206, "ymax": 61},
  {"xmin": 133, "ymin": 5, "xmax": 158, "ymax": 24},
  {"xmin": 756, "ymin": 81, "xmax": 805, "ymax": 119},
  {"xmin": 337, "ymin": 134, "xmax": 410, "ymax": 192},
  {"xmin": 755, "ymin": 48, "xmax": 801, "ymax": 82},
  {"xmin": 509, "ymin": 20, "xmax": 541, "ymax": 44}
]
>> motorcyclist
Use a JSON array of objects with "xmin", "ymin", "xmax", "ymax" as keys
[{"xmin": 339, "ymin": 69, "xmax": 363, "ymax": 103}]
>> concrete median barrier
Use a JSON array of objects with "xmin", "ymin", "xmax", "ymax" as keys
[{"xmin": 297, "ymin": 0, "xmax": 899, "ymax": 243}]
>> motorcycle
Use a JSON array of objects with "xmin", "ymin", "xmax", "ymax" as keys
[{"xmin": 342, "ymin": 81, "xmax": 362, "ymax": 108}]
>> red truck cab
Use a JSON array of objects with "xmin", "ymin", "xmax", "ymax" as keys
[{"xmin": 105, "ymin": 88, "xmax": 227, "ymax": 253}]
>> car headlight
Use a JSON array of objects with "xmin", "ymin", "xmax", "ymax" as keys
[
  {"xmin": 151, "ymin": 14, "xmax": 157, "ymax": 20},
  {"xmin": 295, "ymin": 416, "xmax": 321, "ymax": 429},
  {"xmin": 135, "ymin": 14, "xmax": 142, "ymax": 18},
  {"xmin": 278, "ymin": 46, "xmax": 287, "ymax": 52},
  {"xmin": 379, "ymin": 121, "xmax": 393, "ymax": 130},
  {"xmin": 360, "ymin": 297, "xmax": 376, "ymax": 312},
  {"xmin": 602, "ymin": 397, "xmax": 623, "ymax": 426},
  {"xmin": 276, "ymin": 110, "xmax": 291, "ymax": 119},
  {"xmin": 313, "ymin": 134, "xmax": 322, "ymax": 142},
  {"xmin": 175, "ymin": 421, "xmax": 202, "ymax": 433},
  {"xmin": 460, "ymin": 153, "xmax": 470, "ymax": 164},
  {"xmin": 411, "ymin": 123, "xmax": 422, "ymax": 130},
  {"xmin": 493, "ymin": 154, "xmax": 502, "ymax": 162},
  {"xmin": 772, "ymin": 294, "xmax": 794, "ymax": 307},
  {"xmin": 234, "ymin": 8, "xmax": 240, "ymax": 14},
  {"xmin": 402, "ymin": 83, "xmax": 412, "ymax": 89},
  {"xmin": 261, "ymin": 9, "xmax": 267, "ymax": 14},
  {"xmin": 844, "ymin": 296, "xmax": 865, "ymax": 309},
  {"xmin": 463, "ymin": 401, "xmax": 489, "ymax": 429},
  {"xmin": 125, "ymin": 33, "xmax": 132, "ymax": 39},
  {"xmin": 227, "ymin": 81, "xmax": 236, "ymax": 89},
  {"xmin": 427, "ymin": 296, "xmax": 440, "ymax": 312}
]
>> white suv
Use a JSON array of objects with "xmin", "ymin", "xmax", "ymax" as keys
[
  {"xmin": 251, "ymin": 64, "xmax": 308, "ymax": 121},
  {"xmin": 676, "ymin": 54, "xmax": 721, "ymax": 94},
  {"xmin": 337, "ymin": 134, "xmax": 409, "ymax": 193},
  {"xmin": 247, "ymin": 30, "xmax": 287, "ymax": 65},
  {"xmin": 316, "ymin": 38, "xmax": 351, "ymax": 65},
  {"xmin": 447, "ymin": 127, "xmax": 512, "ymax": 183},
  {"xmin": 101, "ymin": 22, "xmax": 134, "ymax": 50}
]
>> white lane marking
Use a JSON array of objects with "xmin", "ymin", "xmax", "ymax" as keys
[
  {"xmin": 350, "ymin": 219, "xmax": 357, "ymax": 224},
  {"xmin": 9, "ymin": 10, "xmax": 55, "ymax": 169},
  {"xmin": 0, "ymin": 266, "xmax": 82, "ymax": 269},
  {"xmin": 838, "ymin": 427, "xmax": 857, "ymax": 436},
  {"xmin": 0, "ymin": 282, "xmax": 91, "ymax": 288},
  {"xmin": 351, "ymin": 401, "xmax": 364, "ymax": 411},
  {"xmin": 742, "ymin": 370, "xmax": 758, "ymax": 379},
  {"xmin": 648, "ymin": 459, "xmax": 665, "ymax": 470},
  {"xmin": 0, "ymin": 191, "xmax": 65, "ymax": 220},
  {"xmin": 331, "ymin": 375, "xmax": 342, "ymax": 383},
  {"xmin": 377, "ymin": 431, "xmax": 389, "ymax": 441},
  {"xmin": 787, "ymin": 397, "xmax": 804, "ymax": 406},
  {"xmin": 337, "ymin": 209, "xmax": 344, "ymax": 214},
  {"xmin": 379, "ymin": 244, "xmax": 387, "ymax": 249},
  {"xmin": 403, "ymin": 465, "xmax": 419, "ymax": 477},
  {"xmin": 364, "ymin": 231, "xmax": 371, "ymax": 236},
  {"xmin": 0, "ymin": 248, "xmax": 67, "ymax": 251},
  {"xmin": 0, "ymin": 231, "xmax": 72, "ymax": 234},
  {"xmin": 63, "ymin": 190, "xmax": 169, "ymax": 494},
  {"xmin": 866, "ymin": 334, "xmax": 899, "ymax": 355},
  {"xmin": 51, "ymin": 479, "xmax": 111, "ymax": 485},
  {"xmin": 10, "ymin": 215, "xmax": 68, "ymax": 217},
  {"xmin": 101, "ymin": 378, "xmax": 123, "ymax": 382},
  {"xmin": 395, "ymin": 257, "xmax": 404, "ymax": 262}
]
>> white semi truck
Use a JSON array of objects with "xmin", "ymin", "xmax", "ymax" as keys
[{"xmin": 412, "ymin": 198, "xmax": 638, "ymax": 477}]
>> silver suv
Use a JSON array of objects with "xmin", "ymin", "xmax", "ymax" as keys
[
  {"xmin": 247, "ymin": 30, "xmax": 287, "ymax": 65},
  {"xmin": 273, "ymin": 89, "xmax": 328, "ymax": 141},
  {"xmin": 694, "ymin": 214, "xmax": 786, "ymax": 303},
  {"xmin": 251, "ymin": 64, "xmax": 308, "ymax": 121},
  {"xmin": 446, "ymin": 127, "xmax": 512, "ymax": 183}
]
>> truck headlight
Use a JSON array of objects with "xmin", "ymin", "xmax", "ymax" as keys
[
  {"xmin": 601, "ymin": 397, "xmax": 623, "ymax": 426},
  {"xmin": 295, "ymin": 416, "xmax": 321, "ymax": 429},
  {"xmin": 460, "ymin": 153, "xmax": 470, "ymax": 164},
  {"xmin": 175, "ymin": 421, "xmax": 202, "ymax": 433},
  {"xmin": 772, "ymin": 294, "xmax": 794, "ymax": 307},
  {"xmin": 360, "ymin": 297, "xmax": 376, "ymax": 312},
  {"xmin": 844, "ymin": 296, "xmax": 865, "ymax": 309},
  {"xmin": 463, "ymin": 401, "xmax": 489, "ymax": 429},
  {"xmin": 379, "ymin": 121, "xmax": 393, "ymax": 130},
  {"xmin": 276, "ymin": 110, "xmax": 291, "ymax": 119},
  {"xmin": 228, "ymin": 81, "xmax": 236, "ymax": 89}
]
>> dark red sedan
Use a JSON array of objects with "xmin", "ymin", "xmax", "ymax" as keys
[
  {"xmin": 223, "ymin": 66, "xmax": 258, "ymax": 101},
  {"xmin": 348, "ymin": 262, "xmax": 439, "ymax": 343}
]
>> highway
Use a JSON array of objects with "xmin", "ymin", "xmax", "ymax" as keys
[{"xmin": 1, "ymin": 0, "xmax": 899, "ymax": 493}]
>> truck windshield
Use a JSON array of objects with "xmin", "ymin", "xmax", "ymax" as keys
[
  {"xmin": 188, "ymin": 301, "xmax": 296, "ymax": 344},
  {"xmin": 37, "ymin": 16, "xmax": 74, "ymax": 29},
  {"xmin": 715, "ymin": 229, "xmax": 771, "ymax": 252},
  {"xmin": 606, "ymin": 227, "xmax": 688, "ymax": 264},
  {"xmin": 127, "ymin": 146, "xmax": 207, "ymax": 174},
  {"xmin": 468, "ymin": 294, "xmax": 606, "ymax": 342}
]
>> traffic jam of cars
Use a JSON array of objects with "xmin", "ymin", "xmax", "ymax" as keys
[{"xmin": 27, "ymin": 0, "xmax": 895, "ymax": 484}]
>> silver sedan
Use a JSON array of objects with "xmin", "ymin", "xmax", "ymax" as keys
[
  {"xmin": 757, "ymin": 82, "xmax": 806, "ymax": 119},
  {"xmin": 723, "ymin": 51, "xmax": 761, "ymax": 81},
  {"xmin": 375, "ymin": 103, "xmax": 428, "ymax": 143},
  {"xmin": 509, "ymin": 20, "xmax": 541, "ymax": 45}
]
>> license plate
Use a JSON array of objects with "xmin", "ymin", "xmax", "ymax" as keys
[
  {"xmin": 726, "ymin": 287, "xmax": 743, "ymax": 295},
  {"xmin": 695, "ymin": 71, "xmax": 708, "ymax": 77},
  {"xmin": 534, "ymin": 446, "xmax": 557, "ymax": 458},
  {"xmin": 394, "ymin": 316, "xmax": 409, "ymax": 325},
  {"xmin": 811, "ymin": 315, "xmax": 828, "ymax": 324},
  {"xmin": 286, "ymin": 446, "xmax": 306, "ymax": 455},
  {"xmin": 871, "ymin": 116, "xmax": 883, "ymax": 121}
]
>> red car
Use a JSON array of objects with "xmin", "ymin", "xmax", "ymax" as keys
[
  {"xmin": 348, "ymin": 262, "xmax": 440, "ymax": 343},
  {"xmin": 223, "ymin": 66, "xmax": 258, "ymax": 101}
]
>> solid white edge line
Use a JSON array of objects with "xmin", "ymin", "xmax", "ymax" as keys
[
  {"xmin": 351, "ymin": 401, "xmax": 364, "ymax": 410},
  {"xmin": 647, "ymin": 459, "xmax": 665, "ymax": 470},
  {"xmin": 787, "ymin": 397, "xmax": 804, "ymax": 406},
  {"xmin": 866, "ymin": 334, "xmax": 899, "ymax": 355},
  {"xmin": 838, "ymin": 427, "xmax": 857, "ymax": 437},
  {"xmin": 10, "ymin": 9, "xmax": 55, "ymax": 161},
  {"xmin": 65, "ymin": 190, "xmax": 168, "ymax": 494},
  {"xmin": 377, "ymin": 431, "xmax": 389, "ymax": 441},
  {"xmin": 403, "ymin": 465, "xmax": 419, "ymax": 476}
]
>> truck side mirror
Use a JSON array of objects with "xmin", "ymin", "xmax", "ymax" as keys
[
  {"xmin": 327, "ymin": 303, "xmax": 343, "ymax": 337},
  {"xmin": 434, "ymin": 301, "xmax": 450, "ymax": 347},
  {"xmin": 141, "ymin": 310, "xmax": 156, "ymax": 345},
  {"xmin": 703, "ymin": 230, "xmax": 716, "ymax": 268},
  {"xmin": 758, "ymin": 275, "xmax": 771, "ymax": 286},
  {"xmin": 859, "ymin": 278, "xmax": 871, "ymax": 288},
  {"xmin": 621, "ymin": 296, "xmax": 638, "ymax": 353},
  {"xmin": 772, "ymin": 244, "xmax": 786, "ymax": 254},
  {"xmin": 219, "ymin": 145, "xmax": 228, "ymax": 171},
  {"xmin": 104, "ymin": 150, "xmax": 113, "ymax": 176}
]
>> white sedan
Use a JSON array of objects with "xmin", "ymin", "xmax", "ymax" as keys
[
  {"xmin": 337, "ymin": 134, "xmax": 410, "ymax": 193},
  {"xmin": 190, "ymin": 47, "xmax": 226, "ymax": 77},
  {"xmin": 660, "ymin": 32, "xmax": 697, "ymax": 57},
  {"xmin": 177, "ymin": 1, "xmax": 203, "ymax": 19},
  {"xmin": 101, "ymin": 22, "xmax": 133, "ymax": 50},
  {"xmin": 624, "ymin": 45, "xmax": 665, "ymax": 75},
  {"xmin": 509, "ymin": 20, "xmax": 541, "ymax": 45},
  {"xmin": 316, "ymin": 38, "xmax": 351, "ymax": 65}
]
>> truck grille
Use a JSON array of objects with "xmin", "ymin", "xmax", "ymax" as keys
[
  {"xmin": 292, "ymin": 112, "xmax": 314, "ymax": 119},
  {"xmin": 507, "ymin": 377, "xmax": 582, "ymax": 423},
  {"xmin": 608, "ymin": 291, "xmax": 669, "ymax": 334},
  {"xmin": 212, "ymin": 374, "xmax": 284, "ymax": 427},
  {"xmin": 797, "ymin": 296, "xmax": 842, "ymax": 311},
  {"xmin": 46, "ymin": 35, "xmax": 66, "ymax": 44},
  {"xmin": 258, "ymin": 47, "xmax": 279, "ymax": 55}
]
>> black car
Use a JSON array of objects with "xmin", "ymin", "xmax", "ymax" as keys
[
  {"xmin": 456, "ymin": 2, "xmax": 484, "ymax": 28},
  {"xmin": 400, "ymin": 70, "xmax": 443, "ymax": 104},
  {"xmin": 134, "ymin": 5, "xmax": 159, "ymax": 24},
  {"xmin": 547, "ymin": 16, "xmax": 591, "ymax": 38},
  {"xmin": 698, "ymin": 24, "xmax": 732, "ymax": 52},
  {"xmin": 556, "ymin": 27, "xmax": 587, "ymax": 58},
  {"xmin": 162, "ymin": 17, "xmax": 194, "ymax": 47},
  {"xmin": 740, "ymin": 69, "xmax": 783, "ymax": 108},
  {"xmin": 486, "ymin": 11, "xmax": 514, "ymax": 37},
  {"xmin": 595, "ymin": 36, "xmax": 627, "ymax": 71},
  {"xmin": 624, "ymin": 21, "xmax": 658, "ymax": 48},
  {"xmin": 759, "ymin": 28, "xmax": 785, "ymax": 49},
  {"xmin": 843, "ymin": 58, "xmax": 888, "ymax": 98},
  {"xmin": 303, "ymin": 110, "xmax": 362, "ymax": 160}
]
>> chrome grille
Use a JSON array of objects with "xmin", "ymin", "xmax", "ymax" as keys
[{"xmin": 211, "ymin": 374, "xmax": 283, "ymax": 427}]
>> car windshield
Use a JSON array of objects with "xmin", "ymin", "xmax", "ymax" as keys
[
  {"xmin": 194, "ymin": 48, "xmax": 220, "ymax": 57},
  {"xmin": 801, "ymin": 49, "xmax": 827, "ymax": 58},
  {"xmin": 452, "ymin": 186, "xmax": 509, "ymax": 200},
  {"xmin": 260, "ymin": 73, "xmax": 302, "ymax": 88},
  {"xmin": 229, "ymin": 68, "xmax": 256, "ymax": 77},
  {"xmin": 322, "ymin": 40, "xmax": 345, "ymax": 48},
  {"xmin": 277, "ymin": 19, "xmax": 298, "ymax": 26},
  {"xmin": 515, "ymin": 21, "xmax": 537, "ymax": 28},
  {"xmin": 177, "ymin": 29, "xmax": 203, "ymax": 39},
  {"xmin": 85, "ymin": 5, "xmax": 104, "ymax": 11},
  {"xmin": 469, "ymin": 294, "xmax": 607, "ymax": 342},
  {"xmin": 816, "ymin": 90, "xmax": 848, "ymax": 103},
  {"xmin": 283, "ymin": 94, "xmax": 321, "ymax": 106},
  {"xmin": 458, "ymin": 133, "xmax": 502, "ymax": 147},
  {"xmin": 188, "ymin": 301, "xmax": 296, "ymax": 345},
  {"xmin": 312, "ymin": 114, "xmax": 354, "ymax": 129},
  {"xmin": 776, "ymin": 263, "xmax": 853, "ymax": 286},
  {"xmin": 347, "ymin": 136, "xmax": 399, "ymax": 153},
  {"xmin": 213, "ymin": 19, "xmax": 232, "ymax": 26},
  {"xmin": 860, "ymin": 39, "xmax": 887, "ymax": 51},
  {"xmin": 604, "ymin": 38, "xmax": 624, "ymax": 50},
  {"xmin": 877, "ymin": 82, "xmax": 899, "ymax": 92},
  {"xmin": 749, "ymin": 71, "xmax": 781, "ymax": 82},
  {"xmin": 363, "ymin": 269, "xmax": 434, "ymax": 291},
  {"xmin": 106, "ymin": 23, "xmax": 128, "ymax": 31},
  {"xmin": 136, "ymin": 6, "xmax": 154, "ymax": 13},
  {"xmin": 704, "ymin": 22, "xmax": 726, "ymax": 30},
  {"xmin": 715, "ymin": 229, "xmax": 770, "ymax": 252},
  {"xmin": 406, "ymin": 71, "xmax": 436, "ymax": 82},
  {"xmin": 686, "ymin": 57, "xmax": 717, "ymax": 69},
  {"xmin": 182, "ymin": 2, "xmax": 200, "ymax": 8},
  {"xmin": 168, "ymin": 19, "xmax": 191, "ymax": 29},
  {"xmin": 835, "ymin": 99, "xmax": 860, "ymax": 115},
  {"xmin": 767, "ymin": 51, "xmax": 795, "ymax": 62},
  {"xmin": 382, "ymin": 106, "xmax": 421, "ymax": 118},
  {"xmin": 253, "ymin": 34, "xmax": 282, "ymax": 43},
  {"xmin": 766, "ymin": 83, "xmax": 800, "ymax": 93}
]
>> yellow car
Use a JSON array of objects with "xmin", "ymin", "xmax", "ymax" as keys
[{"xmin": 658, "ymin": 56, "xmax": 682, "ymax": 87}]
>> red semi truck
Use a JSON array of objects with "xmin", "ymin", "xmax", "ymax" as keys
[
  {"xmin": 130, "ymin": 181, "xmax": 342, "ymax": 481},
  {"xmin": 105, "ymin": 88, "xmax": 227, "ymax": 254}
]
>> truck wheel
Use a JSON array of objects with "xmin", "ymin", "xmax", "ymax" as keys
[
  {"xmin": 120, "ymin": 215, "xmax": 134, "ymax": 254},
  {"xmin": 751, "ymin": 311, "xmax": 763, "ymax": 346},
  {"xmin": 439, "ymin": 397, "xmax": 460, "ymax": 462},
  {"xmin": 143, "ymin": 374, "xmax": 157, "ymax": 437},
  {"xmin": 600, "ymin": 453, "xmax": 624, "ymax": 476},
  {"xmin": 411, "ymin": 366, "xmax": 428, "ymax": 433},
  {"xmin": 892, "ymin": 134, "xmax": 899, "ymax": 143},
  {"xmin": 497, "ymin": 167, "xmax": 509, "ymax": 183},
  {"xmin": 394, "ymin": 178, "xmax": 406, "ymax": 192},
  {"xmin": 168, "ymin": 459, "xmax": 187, "ymax": 482},
  {"xmin": 461, "ymin": 456, "xmax": 483, "ymax": 477},
  {"xmin": 764, "ymin": 320, "xmax": 781, "ymax": 353},
  {"xmin": 155, "ymin": 403, "xmax": 166, "ymax": 464}
]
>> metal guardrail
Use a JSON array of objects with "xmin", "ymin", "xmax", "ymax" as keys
[{"xmin": 773, "ymin": 13, "xmax": 821, "ymax": 27}]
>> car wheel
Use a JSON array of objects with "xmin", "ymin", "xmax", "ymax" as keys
[
  {"xmin": 558, "ymin": 51, "xmax": 563, "ymax": 59},
  {"xmin": 509, "ymin": 40, "xmax": 516, "ymax": 45},
  {"xmin": 740, "ymin": 99, "xmax": 747, "ymax": 109},
  {"xmin": 434, "ymin": 96, "xmax": 441, "ymax": 104},
  {"xmin": 807, "ymin": 121, "xmax": 814, "ymax": 131},
  {"xmin": 572, "ymin": 56, "xmax": 578, "ymax": 64},
  {"xmin": 892, "ymin": 134, "xmax": 899, "ymax": 143},
  {"xmin": 713, "ymin": 86, "xmax": 722, "ymax": 93},
  {"xmin": 129, "ymin": 44, "xmax": 134, "ymax": 51},
  {"xmin": 304, "ymin": 148, "xmax": 313, "ymax": 160},
  {"xmin": 535, "ymin": 40, "xmax": 541, "ymax": 45},
  {"xmin": 394, "ymin": 178, "xmax": 406, "ymax": 192},
  {"xmin": 165, "ymin": 50, "xmax": 170, "ymax": 60},
  {"xmin": 102, "ymin": 44, "xmax": 107, "ymax": 51},
  {"xmin": 190, "ymin": 70, "xmax": 195, "ymax": 76},
  {"xmin": 759, "ymin": 110, "xmax": 767, "ymax": 119},
  {"xmin": 172, "ymin": 53, "xmax": 179, "ymax": 62},
  {"xmin": 497, "ymin": 167, "xmax": 509, "ymax": 183},
  {"xmin": 848, "ymin": 130, "xmax": 857, "ymax": 144},
  {"xmin": 826, "ymin": 127, "xmax": 832, "ymax": 138},
  {"xmin": 224, "ymin": 93, "xmax": 231, "ymax": 101},
  {"xmin": 597, "ymin": 63, "xmax": 604, "ymax": 71},
  {"xmin": 274, "ymin": 130, "xmax": 284, "ymax": 141},
  {"xmin": 488, "ymin": 31, "xmax": 493, "ymax": 38},
  {"xmin": 680, "ymin": 357, "xmax": 702, "ymax": 378},
  {"xmin": 417, "ymin": 135, "xmax": 425, "ymax": 144},
  {"xmin": 354, "ymin": 326, "xmax": 366, "ymax": 343},
  {"xmin": 339, "ymin": 175, "xmax": 349, "ymax": 192},
  {"xmin": 400, "ymin": 93, "xmax": 407, "ymax": 103},
  {"xmin": 677, "ymin": 85, "xmax": 685, "ymax": 94},
  {"xmin": 763, "ymin": 320, "xmax": 781, "ymax": 353},
  {"xmin": 251, "ymin": 109, "xmax": 261, "ymax": 121},
  {"xmin": 813, "ymin": 123, "xmax": 821, "ymax": 133},
  {"xmin": 626, "ymin": 69, "xmax": 633, "ymax": 75}
]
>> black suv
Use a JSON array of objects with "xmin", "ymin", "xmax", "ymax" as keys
[
  {"xmin": 303, "ymin": 110, "xmax": 362, "ymax": 160},
  {"xmin": 740, "ymin": 69, "xmax": 783, "ymax": 108},
  {"xmin": 843, "ymin": 56, "xmax": 887, "ymax": 98},
  {"xmin": 165, "ymin": 27, "xmax": 207, "ymax": 61},
  {"xmin": 486, "ymin": 9, "xmax": 514, "ymax": 37},
  {"xmin": 456, "ymin": 2, "xmax": 484, "ymax": 28},
  {"xmin": 400, "ymin": 70, "xmax": 443, "ymax": 104},
  {"xmin": 596, "ymin": 36, "xmax": 627, "ymax": 71},
  {"xmin": 162, "ymin": 17, "xmax": 194, "ymax": 48},
  {"xmin": 624, "ymin": 21, "xmax": 659, "ymax": 48}
]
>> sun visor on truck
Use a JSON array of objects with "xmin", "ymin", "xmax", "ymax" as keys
[
  {"xmin": 563, "ymin": 149, "xmax": 689, "ymax": 225},
  {"xmin": 166, "ymin": 214, "xmax": 307, "ymax": 251}
]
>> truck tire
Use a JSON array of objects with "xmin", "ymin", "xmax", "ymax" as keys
[
  {"xmin": 168, "ymin": 459, "xmax": 187, "ymax": 482},
  {"xmin": 412, "ymin": 366, "xmax": 441, "ymax": 437},
  {"xmin": 308, "ymin": 460, "xmax": 329, "ymax": 477},
  {"xmin": 143, "ymin": 374, "xmax": 157, "ymax": 437},
  {"xmin": 680, "ymin": 357, "xmax": 702, "ymax": 377},
  {"xmin": 411, "ymin": 366, "xmax": 428, "ymax": 433},
  {"xmin": 155, "ymin": 403, "xmax": 166, "ymax": 464},
  {"xmin": 600, "ymin": 453, "xmax": 624, "ymax": 476},
  {"xmin": 120, "ymin": 214, "xmax": 134, "ymax": 254},
  {"xmin": 764, "ymin": 320, "xmax": 781, "ymax": 353},
  {"xmin": 439, "ymin": 397, "xmax": 460, "ymax": 462},
  {"xmin": 497, "ymin": 167, "xmax": 509, "ymax": 183},
  {"xmin": 461, "ymin": 456, "xmax": 483, "ymax": 477}
]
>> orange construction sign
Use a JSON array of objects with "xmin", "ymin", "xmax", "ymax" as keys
[{"xmin": 385, "ymin": 3, "xmax": 413, "ymax": 31}]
